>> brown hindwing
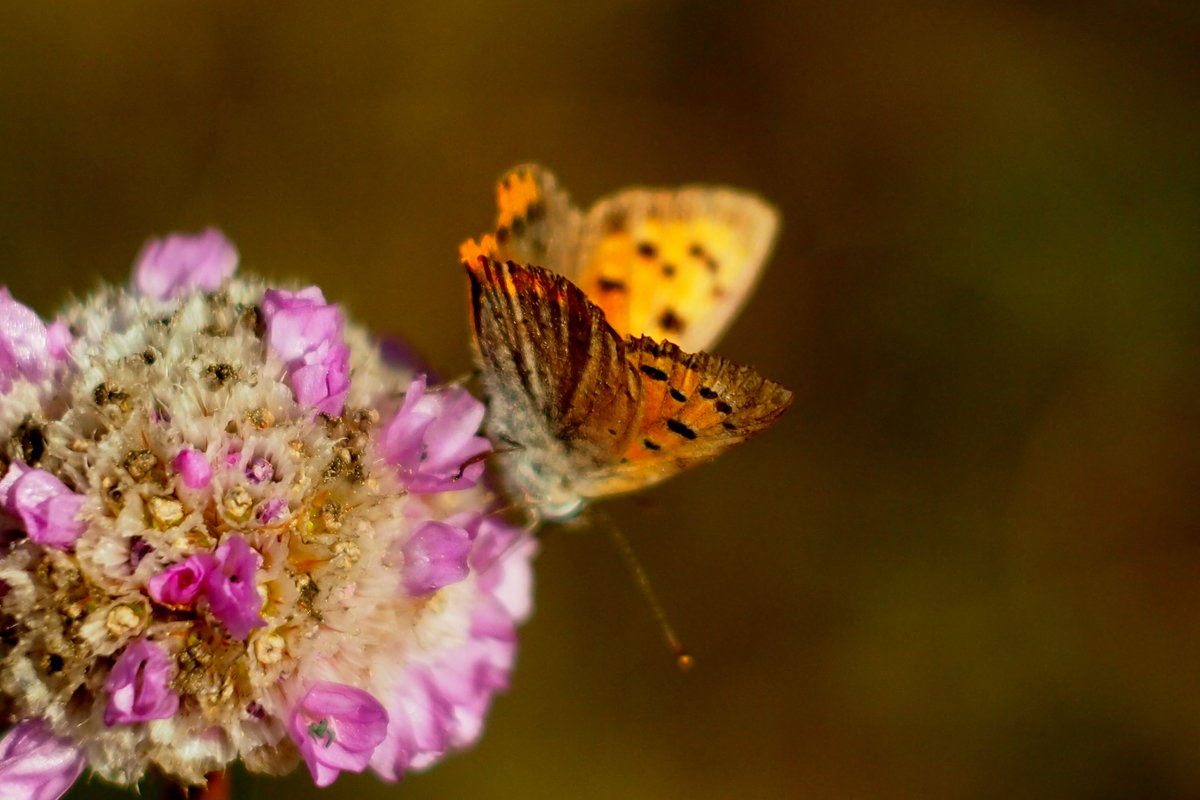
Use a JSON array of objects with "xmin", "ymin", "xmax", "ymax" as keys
[{"xmin": 466, "ymin": 256, "xmax": 643, "ymax": 464}]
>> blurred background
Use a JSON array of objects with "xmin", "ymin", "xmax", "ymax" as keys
[{"xmin": 2, "ymin": 1, "xmax": 1197, "ymax": 797}]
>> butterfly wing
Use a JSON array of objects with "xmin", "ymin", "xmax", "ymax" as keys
[
  {"xmin": 466, "ymin": 256, "xmax": 793, "ymax": 518},
  {"xmin": 573, "ymin": 187, "xmax": 779, "ymax": 352},
  {"xmin": 462, "ymin": 165, "xmax": 780, "ymax": 352},
  {"xmin": 465, "ymin": 256, "xmax": 643, "ymax": 518},
  {"xmin": 583, "ymin": 336, "xmax": 794, "ymax": 498},
  {"xmin": 459, "ymin": 164, "xmax": 582, "ymax": 275}
]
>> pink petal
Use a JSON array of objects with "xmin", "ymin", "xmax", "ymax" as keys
[
  {"xmin": 103, "ymin": 639, "xmax": 180, "ymax": 725},
  {"xmin": 0, "ymin": 720, "xmax": 84, "ymax": 800},
  {"xmin": 132, "ymin": 228, "xmax": 239, "ymax": 301},
  {"xmin": 172, "ymin": 448, "xmax": 212, "ymax": 490}
]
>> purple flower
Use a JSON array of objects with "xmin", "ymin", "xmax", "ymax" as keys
[
  {"xmin": 0, "ymin": 462, "xmax": 86, "ymax": 550},
  {"xmin": 245, "ymin": 457, "xmax": 274, "ymax": 485},
  {"xmin": 401, "ymin": 519, "xmax": 475, "ymax": 596},
  {"xmin": 0, "ymin": 719, "xmax": 85, "ymax": 800},
  {"xmin": 132, "ymin": 228, "xmax": 239, "ymax": 301},
  {"xmin": 45, "ymin": 320, "xmax": 72, "ymax": 361},
  {"xmin": 288, "ymin": 682, "xmax": 388, "ymax": 788},
  {"xmin": 204, "ymin": 535, "xmax": 265, "ymax": 640},
  {"xmin": 369, "ymin": 670, "xmax": 452, "ymax": 780},
  {"xmin": 0, "ymin": 288, "xmax": 53, "ymax": 392},
  {"xmin": 379, "ymin": 376, "xmax": 491, "ymax": 493},
  {"xmin": 261, "ymin": 288, "xmax": 351, "ymax": 416},
  {"xmin": 104, "ymin": 639, "xmax": 180, "ymax": 725},
  {"xmin": 256, "ymin": 498, "xmax": 288, "ymax": 523},
  {"xmin": 148, "ymin": 554, "xmax": 217, "ymax": 607},
  {"xmin": 172, "ymin": 448, "xmax": 212, "ymax": 490}
]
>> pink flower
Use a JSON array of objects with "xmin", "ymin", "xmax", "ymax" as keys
[
  {"xmin": 148, "ymin": 554, "xmax": 217, "ymax": 607},
  {"xmin": 401, "ymin": 519, "xmax": 475, "ymax": 596},
  {"xmin": 172, "ymin": 448, "xmax": 212, "ymax": 490},
  {"xmin": 204, "ymin": 535, "xmax": 265, "ymax": 640},
  {"xmin": 368, "ymin": 670, "xmax": 453, "ymax": 780},
  {"xmin": 0, "ymin": 462, "xmax": 86, "ymax": 550},
  {"xmin": 0, "ymin": 288, "xmax": 53, "ymax": 392},
  {"xmin": 379, "ymin": 376, "xmax": 491, "ymax": 493},
  {"xmin": 104, "ymin": 639, "xmax": 180, "ymax": 725},
  {"xmin": 0, "ymin": 719, "xmax": 85, "ymax": 800},
  {"xmin": 288, "ymin": 682, "xmax": 388, "ymax": 787},
  {"xmin": 45, "ymin": 320, "xmax": 72, "ymax": 361},
  {"xmin": 132, "ymin": 228, "xmax": 239, "ymax": 301},
  {"xmin": 261, "ymin": 288, "xmax": 351, "ymax": 416},
  {"xmin": 245, "ymin": 457, "xmax": 274, "ymax": 485}
]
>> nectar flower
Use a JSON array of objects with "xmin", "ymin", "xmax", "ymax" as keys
[
  {"xmin": 133, "ymin": 228, "xmax": 239, "ymax": 300},
  {"xmin": 204, "ymin": 535, "xmax": 266, "ymax": 640},
  {"xmin": 380, "ymin": 375, "xmax": 491, "ymax": 493},
  {"xmin": 0, "ymin": 289, "xmax": 58, "ymax": 392},
  {"xmin": 147, "ymin": 554, "xmax": 216, "ymax": 606},
  {"xmin": 261, "ymin": 287, "xmax": 352, "ymax": 416},
  {"xmin": 0, "ymin": 462, "xmax": 87, "ymax": 550},
  {"xmin": 104, "ymin": 639, "xmax": 181, "ymax": 725},
  {"xmin": 402, "ymin": 518, "xmax": 475, "ymax": 596},
  {"xmin": 289, "ymin": 682, "xmax": 389, "ymax": 787},
  {"xmin": 0, "ymin": 720, "xmax": 86, "ymax": 800},
  {"xmin": 172, "ymin": 449, "xmax": 212, "ymax": 490},
  {"xmin": 0, "ymin": 229, "xmax": 535, "ymax": 794}
]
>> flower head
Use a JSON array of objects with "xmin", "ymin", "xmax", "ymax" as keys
[{"xmin": 0, "ymin": 230, "xmax": 535, "ymax": 794}]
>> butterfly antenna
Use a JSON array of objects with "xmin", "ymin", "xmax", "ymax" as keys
[{"xmin": 596, "ymin": 512, "xmax": 693, "ymax": 671}]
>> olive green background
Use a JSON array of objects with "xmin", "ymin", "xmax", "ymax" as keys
[{"xmin": 2, "ymin": 2, "xmax": 1197, "ymax": 798}]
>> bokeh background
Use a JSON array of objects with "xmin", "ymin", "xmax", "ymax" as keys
[{"xmin": 2, "ymin": 2, "xmax": 1197, "ymax": 797}]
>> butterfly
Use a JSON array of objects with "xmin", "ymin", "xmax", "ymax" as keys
[
  {"xmin": 464, "ymin": 255, "xmax": 793, "ymax": 521},
  {"xmin": 460, "ymin": 164, "xmax": 780, "ymax": 352}
]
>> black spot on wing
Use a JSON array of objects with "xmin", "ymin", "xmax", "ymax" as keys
[
  {"xmin": 639, "ymin": 364, "xmax": 669, "ymax": 381},
  {"xmin": 667, "ymin": 419, "xmax": 697, "ymax": 440},
  {"xmin": 637, "ymin": 241, "xmax": 657, "ymax": 259},
  {"xmin": 715, "ymin": 400, "xmax": 733, "ymax": 414},
  {"xmin": 643, "ymin": 438, "xmax": 662, "ymax": 451},
  {"xmin": 669, "ymin": 387, "xmax": 687, "ymax": 403},
  {"xmin": 597, "ymin": 277, "xmax": 627, "ymax": 292},
  {"xmin": 699, "ymin": 386, "xmax": 718, "ymax": 399},
  {"xmin": 659, "ymin": 308, "xmax": 686, "ymax": 333}
]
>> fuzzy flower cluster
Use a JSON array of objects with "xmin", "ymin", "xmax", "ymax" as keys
[{"xmin": 0, "ymin": 230, "xmax": 535, "ymax": 794}]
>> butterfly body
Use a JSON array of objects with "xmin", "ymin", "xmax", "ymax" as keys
[{"xmin": 466, "ymin": 256, "xmax": 792, "ymax": 521}]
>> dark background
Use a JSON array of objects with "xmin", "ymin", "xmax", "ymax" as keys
[{"xmin": 2, "ymin": 2, "xmax": 1198, "ymax": 798}]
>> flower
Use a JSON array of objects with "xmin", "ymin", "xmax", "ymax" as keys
[
  {"xmin": 401, "ymin": 518, "xmax": 476, "ymax": 596},
  {"xmin": 104, "ymin": 639, "xmax": 181, "ymax": 725},
  {"xmin": 0, "ymin": 229, "xmax": 536, "ymax": 794},
  {"xmin": 379, "ymin": 375, "xmax": 491, "ymax": 493},
  {"xmin": 288, "ymin": 682, "xmax": 388, "ymax": 787},
  {"xmin": 261, "ymin": 287, "xmax": 351, "ymax": 416},
  {"xmin": 147, "ymin": 554, "xmax": 216, "ymax": 606},
  {"xmin": 204, "ymin": 534, "xmax": 266, "ymax": 640},
  {"xmin": 0, "ymin": 462, "xmax": 87, "ymax": 550},
  {"xmin": 172, "ymin": 449, "xmax": 212, "ymax": 490},
  {"xmin": 0, "ymin": 289, "xmax": 48, "ymax": 390},
  {"xmin": 0, "ymin": 721, "xmax": 86, "ymax": 800},
  {"xmin": 132, "ymin": 227, "xmax": 239, "ymax": 301}
]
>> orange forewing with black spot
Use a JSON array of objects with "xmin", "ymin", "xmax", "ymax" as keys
[
  {"xmin": 461, "ymin": 164, "xmax": 779, "ymax": 352},
  {"xmin": 465, "ymin": 256, "xmax": 792, "ymax": 519}
]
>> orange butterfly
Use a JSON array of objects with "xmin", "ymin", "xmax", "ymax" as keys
[
  {"xmin": 462, "ymin": 166, "xmax": 790, "ymax": 520},
  {"xmin": 464, "ymin": 256, "xmax": 792, "ymax": 520}
]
